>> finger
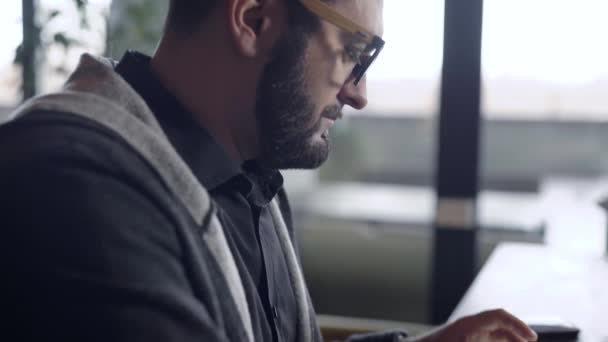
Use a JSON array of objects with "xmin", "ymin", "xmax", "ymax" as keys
[
  {"xmin": 495, "ymin": 309, "xmax": 538, "ymax": 341},
  {"xmin": 482, "ymin": 309, "xmax": 537, "ymax": 341}
]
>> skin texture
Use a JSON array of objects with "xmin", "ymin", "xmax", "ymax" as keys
[
  {"xmin": 410, "ymin": 309, "xmax": 538, "ymax": 342},
  {"xmin": 150, "ymin": 1, "xmax": 538, "ymax": 340},
  {"xmin": 257, "ymin": 0, "xmax": 380, "ymax": 169},
  {"xmin": 151, "ymin": 0, "xmax": 375, "ymax": 169}
]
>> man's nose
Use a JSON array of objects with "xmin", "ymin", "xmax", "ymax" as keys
[{"xmin": 337, "ymin": 74, "xmax": 368, "ymax": 110}]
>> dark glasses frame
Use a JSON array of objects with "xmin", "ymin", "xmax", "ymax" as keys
[{"xmin": 300, "ymin": 0, "xmax": 385, "ymax": 85}]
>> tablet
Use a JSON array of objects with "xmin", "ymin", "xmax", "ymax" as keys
[{"xmin": 526, "ymin": 316, "xmax": 580, "ymax": 341}]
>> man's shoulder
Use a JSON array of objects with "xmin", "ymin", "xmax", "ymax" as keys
[
  {"xmin": 0, "ymin": 109, "xmax": 177, "ymax": 207},
  {"xmin": 0, "ymin": 109, "xmax": 148, "ymax": 173},
  {"xmin": 0, "ymin": 108, "xmax": 191, "ymax": 230}
]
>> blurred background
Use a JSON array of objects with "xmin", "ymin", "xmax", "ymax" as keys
[{"xmin": 1, "ymin": 0, "xmax": 607, "ymax": 327}]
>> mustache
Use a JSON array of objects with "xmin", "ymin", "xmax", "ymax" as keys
[{"xmin": 321, "ymin": 105, "xmax": 343, "ymax": 121}]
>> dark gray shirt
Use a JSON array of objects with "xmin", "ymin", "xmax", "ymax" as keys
[{"xmin": 115, "ymin": 51, "xmax": 298, "ymax": 342}]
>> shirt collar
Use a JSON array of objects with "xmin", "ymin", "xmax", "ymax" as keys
[
  {"xmin": 243, "ymin": 160, "xmax": 284, "ymax": 206},
  {"xmin": 115, "ymin": 51, "xmax": 242, "ymax": 191}
]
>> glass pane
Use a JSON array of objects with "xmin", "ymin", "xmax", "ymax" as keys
[
  {"xmin": 0, "ymin": 1, "xmax": 24, "ymax": 107},
  {"xmin": 353, "ymin": 0, "xmax": 444, "ymax": 117},
  {"xmin": 480, "ymin": 0, "xmax": 608, "ymax": 256},
  {"xmin": 482, "ymin": 0, "xmax": 608, "ymax": 119},
  {"xmin": 39, "ymin": 0, "xmax": 111, "ymax": 94},
  {"xmin": 0, "ymin": 0, "xmax": 110, "ymax": 110}
]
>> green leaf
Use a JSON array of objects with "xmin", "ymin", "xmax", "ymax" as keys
[
  {"xmin": 53, "ymin": 32, "xmax": 74, "ymax": 48},
  {"xmin": 48, "ymin": 10, "xmax": 61, "ymax": 21},
  {"xmin": 74, "ymin": 0, "xmax": 90, "ymax": 29},
  {"xmin": 13, "ymin": 44, "xmax": 24, "ymax": 65},
  {"xmin": 75, "ymin": 0, "xmax": 88, "ymax": 10},
  {"xmin": 54, "ymin": 65, "xmax": 70, "ymax": 75}
]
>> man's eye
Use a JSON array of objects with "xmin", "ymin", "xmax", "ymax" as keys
[{"xmin": 343, "ymin": 47, "xmax": 362, "ymax": 64}]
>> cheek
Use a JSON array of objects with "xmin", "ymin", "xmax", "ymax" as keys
[
  {"xmin": 304, "ymin": 76, "xmax": 335, "ymax": 125},
  {"xmin": 318, "ymin": 54, "xmax": 351, "ymax": 87},
  {"xmin": 302, "ymin": 54, "xmax": 342, "ymax": 123}
]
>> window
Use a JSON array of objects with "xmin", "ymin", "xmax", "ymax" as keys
[
  {"xmin": 482, "ymin": 0, "xmax": 608, "ymax": 120},
  {"xmin": 480, "ymin": 0, "xmax": 608, "ymax": 255},
  {"xmin": 356, "ymin": 0, "xmax": 444, "ymax": 117},
  {"xmin": 0, "ymin": 1, "xmax": 24, "ymax": 107},
  {"xmin": 0, "ymin": 0, "xmax": 110, "ymax": 108}
]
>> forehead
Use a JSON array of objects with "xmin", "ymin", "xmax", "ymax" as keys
[{"xmin": 330, "ymin": 0, "xmax": 384, "ymax": 37}]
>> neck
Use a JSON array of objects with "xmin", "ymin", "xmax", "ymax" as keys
[{"xmin": 150, "ymin": 30, "xmax": 259, "ymax": 164}]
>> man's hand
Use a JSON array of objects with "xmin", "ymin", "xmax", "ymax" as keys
[{"xmin": 411, "ymin": 309, "xmax": 538, "ymax": 342}]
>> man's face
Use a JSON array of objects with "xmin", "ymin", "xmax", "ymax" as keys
[{"xmin": 256, "ymin": 0, "xmax": 384, "ymax": 170}]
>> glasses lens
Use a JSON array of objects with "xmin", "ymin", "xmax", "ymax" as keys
[{"xmin": 353, "ymin": 43, "xmax": 382, "ymax": 85}]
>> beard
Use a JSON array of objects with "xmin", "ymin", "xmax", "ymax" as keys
[{"xmin": 255, "ymin": 29, "xmax": 340, "ymax": 170}]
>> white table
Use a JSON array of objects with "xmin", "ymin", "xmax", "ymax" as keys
[{"xmin": 450, "ymin": 243, "xmax": 608, "ymax": 341}]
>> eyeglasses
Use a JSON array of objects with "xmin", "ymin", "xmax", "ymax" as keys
[{"xmin": 300, "ymin": 0, "xmax": 385, "ymax": 85}]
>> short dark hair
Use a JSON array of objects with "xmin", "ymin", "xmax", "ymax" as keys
[
  {"xmin": 165, "ymin": 0, "xmax": 218, "ymax": 35},
  {"xmin": 165, "ymin": 0, "xmax": 329, "ymax": 36}
]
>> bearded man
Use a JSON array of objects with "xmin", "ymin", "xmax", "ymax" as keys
[{"xmin": 0, "ymin": 1, "xmax": 537, "ymax": 341}]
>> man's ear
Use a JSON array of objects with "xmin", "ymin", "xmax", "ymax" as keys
[{"xmin": 227, "ymin": 0, "xmax": 281, "ymax": 58}]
